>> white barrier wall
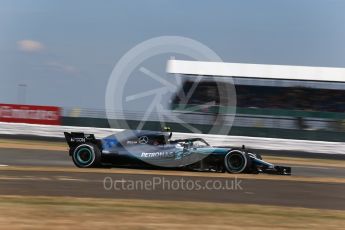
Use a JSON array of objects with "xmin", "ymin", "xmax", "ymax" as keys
[{"xmin": 0, "ymin": 122, "xmax": 344, "ymax": 155}]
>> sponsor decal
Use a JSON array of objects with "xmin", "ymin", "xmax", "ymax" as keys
[
  {"xmin": 70, "ymin": 137, "xmax": 86, "ymax": 142},
  {"xmin": 126, "ymin": 140, "xmax": 138, "ymax": 145},
  {"xmin": 0, "ymin": 103, "xmax": 61, "ymax": 125},
  {"xmin": 141, "ymin": 151, "xmax": 174, "ymax": 158}
]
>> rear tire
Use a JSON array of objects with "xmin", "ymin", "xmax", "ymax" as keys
[
  {"xmin": 224, "ymin": 150, "xmax": 252, "ymax": 173},
  {"xmin": 72, "ymin": 143, "xmax": 101, "ymax": 168}
]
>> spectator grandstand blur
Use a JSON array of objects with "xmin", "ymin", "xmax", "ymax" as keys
[
  {"xmin": 237, "ymin": 85, "xmax": 345, "ymax": 112},
  {"xmin": 171, "ymin": 80, "xmax": 345, "ymax": 113}
]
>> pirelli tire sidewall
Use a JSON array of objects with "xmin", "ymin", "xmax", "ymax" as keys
[
  {"xmin": 224, "ymin": 150, "xmax": 252, "ymax": 173},
  {"xmin": 72, "ymin": 143, "xmax": 101, "ymax": 168}
]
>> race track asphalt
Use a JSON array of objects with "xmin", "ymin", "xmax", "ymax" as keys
[{"xmin": 0, "ymin": 147, "xmax": 344, "ymax": 210}]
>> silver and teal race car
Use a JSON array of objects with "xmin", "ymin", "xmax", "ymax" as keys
[{"xmin": 64, "ymin": 129, "xmax": 291, "ymax": 175}]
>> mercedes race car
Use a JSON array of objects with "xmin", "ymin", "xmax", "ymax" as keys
[{"xmin": 64, "ymin": 129, "xmax": 291, "ymax": 175}]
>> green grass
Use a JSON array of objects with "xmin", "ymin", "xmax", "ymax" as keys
[{"xmin": 0, "ymin": 196, "xmax": 344, "ymax": 230}]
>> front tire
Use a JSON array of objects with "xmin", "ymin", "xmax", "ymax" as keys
[
  {"xmin": 72, "ymin": 143, "xmax": 101, "ymax": 168},
  {"xmin": 224, "ymin": 150, "xmax": 251, "ymax": 173}
]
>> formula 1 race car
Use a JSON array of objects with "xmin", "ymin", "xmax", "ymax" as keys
[{"xmin": 64, "ymin": 129, "xmax": 291, "ymax": 175}]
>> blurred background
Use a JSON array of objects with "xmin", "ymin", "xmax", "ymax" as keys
[{"xmin": 1, "ymin": 0, "xmax": 345, "ymax": 139}]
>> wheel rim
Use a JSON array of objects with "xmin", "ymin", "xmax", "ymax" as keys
[
  {"xmin": 227, "ymin": 152, "xmax": 246, "ymax": 172},
  {"xmin": 76, "ymin": 147, "xmax": 93, "ymax": 165}
]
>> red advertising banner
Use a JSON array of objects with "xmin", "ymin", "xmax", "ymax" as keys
[{"xmin": 0, "ymin": 103, "xmax": 61, "ymax": 125}]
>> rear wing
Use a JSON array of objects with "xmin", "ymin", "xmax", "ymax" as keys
[{"xmin": 64, "ymin": 132, "xmax": 102, "ymax": 149}]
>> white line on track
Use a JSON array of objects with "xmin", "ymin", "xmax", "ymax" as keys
[{"xmin": 0, "ymin": 164, "xmax": 8, "ymax": 167}]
